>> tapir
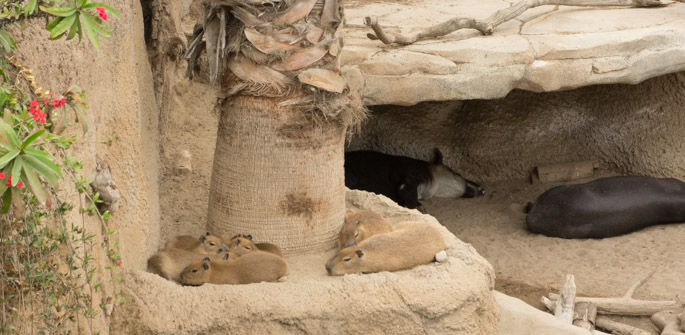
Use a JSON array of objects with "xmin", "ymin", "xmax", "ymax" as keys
[
  {"xmin": 526, "ymin": 176, "xmax": 685, "ymax": 238},
  {"xmin": 344, "ymin": 149, "xmax": 485, "ymax": 211}
]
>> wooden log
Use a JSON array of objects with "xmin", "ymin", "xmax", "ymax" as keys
[
  {"xmin": 365, "ymin": 0, "xmax": 667, "ymax": 45},
  {"xmin": 549, "ymin": 271, "xmax": 682, "ymax": 316},
  {"xmin": 573, "ymin": 302, "xmax": 597, "ymax": 331},
  {"xmin": 596, "ymin": 316, "xmax": 651, "ymax": 335},
  {"xmin": 651, "ymin": 309, "xmax": 685, "ymax": 335},
  {"xmin": 555, "ymin": 274, "xmax": 576, "ymax": 323},
  {"xmin": 549, "ymin": 294, "xmax": 680, "ymax": 316}
]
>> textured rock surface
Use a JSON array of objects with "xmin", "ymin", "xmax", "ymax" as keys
[
  {"xmin": 113, "ymin": 189, "xmax": 498, "ymax": 335},
  {"xmin": 348, "ymin": 72, "xmax": 685, "ymax": 182},
  {"xmin": 495, "ymin": 291, "xmax": 598, "ymax": 335},
  {"xmin": 341, "ymin": 0, "xmax": 685, "ymax": 105}
]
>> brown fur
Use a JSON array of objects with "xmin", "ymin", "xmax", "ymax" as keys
[
  {"xmin": 180, "ymin": 251, "xmax": 288, "ymax": 285},
  {"xmin": 222, "ymin": 234, "xmax": 284, "ymax": 257},
  {"xmin": 255, "ymin": 242, "xmax": 284, "ymax": 257},
  {"xmin": 338, "ymin": 210, "xmax": 393, "ymax": 249},
  {"xmin": 326, "ymin": 221, "xmax": 446, "ymax": 275},
  {"xmin": 164, "ymin": 233, "xmax": 226, "ymax": 255},
  {"xmin": 147, "ymin": 247, "xmax": 218, "ymax": 283}
]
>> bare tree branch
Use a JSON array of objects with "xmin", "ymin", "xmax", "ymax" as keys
[{"xmin": 365, "ymin": 0, "xmax": 668, "ymax": 45}]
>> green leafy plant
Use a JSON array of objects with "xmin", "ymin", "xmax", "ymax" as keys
[
  {"xmin": 0, "ymin": 1, "xmax": 122, "ymax": 333},
  {"xmin": 41, "ymin": 0, "xmax": 120, "ymax": 49}
]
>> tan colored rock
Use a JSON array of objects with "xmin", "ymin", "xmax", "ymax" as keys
[
  {"xmin": 341, "ymin": 0, "xmax": 685, "ymax": 105},
  {"xmin": 495, "ymin": 291, "xmax": 608, "ymax": 335},
  {"xmin": 113, "ymin": 189, "xmax": 499, "ymax": 335}
]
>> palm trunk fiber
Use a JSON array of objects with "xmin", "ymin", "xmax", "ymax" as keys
[{"xmin": 208, "ymin": 95, "xmax": 345, "ymax": 255}]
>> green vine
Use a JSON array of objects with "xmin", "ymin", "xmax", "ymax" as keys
[{"xmin": 0, "ymin": 1, "xmax": 121, "ymax": 333}]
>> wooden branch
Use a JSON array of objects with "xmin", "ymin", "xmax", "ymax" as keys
[
  {"xmin": 555, "ymin": 274, "xmax": 576, "ymax": 323},
  {"xmin": 549, "ymin": 271, "xmax": 682, "ymax": 316},
  {"xmin": 573, "ymin": 302, "xmax": 597, "ymax": 331},
  {"xmin": 364, "ymin": 0, "xmax": 667, "ymax": 45},
  {"xmin": 596, "ymin": 316, "xmax": 651, "ymax": 335},
  {"xmin": 549, "ymin": 293, "xmax": 680, "ymax": 316},
  {"xmin": 651, "ymin": 309, "xmax": 685, "ymax": 335}
]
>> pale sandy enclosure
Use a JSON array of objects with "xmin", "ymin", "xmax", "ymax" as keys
[{"xmin": 6, "ymin": 0, "xmax": 685, "ymax": 333}]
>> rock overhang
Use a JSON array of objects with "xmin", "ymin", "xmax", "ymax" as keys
[{"xmin": 341, "ymin": 0, "xmax": 685, "ymax": 105}]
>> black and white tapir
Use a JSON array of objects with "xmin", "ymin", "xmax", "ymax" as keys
[
  {"xmin": 526, "ymin": 176, "xmax": 685, "ymax": 239},
  {"xmin": 344, "ymin": 149, "xmax": 485, "ymax": 211}
]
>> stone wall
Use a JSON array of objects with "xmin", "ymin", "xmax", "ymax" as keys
[{"xmin": 348, "ymin": 72, "xmax": 685, "ymax": 182}]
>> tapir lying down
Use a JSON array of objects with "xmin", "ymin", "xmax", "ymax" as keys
[
  {"xmin": 527, "ymin": 176, "xmax": 685, "ymax": 239},
  {"xmin": 344, "ymin": 149, "xmax": 485, "ymax": 211}
]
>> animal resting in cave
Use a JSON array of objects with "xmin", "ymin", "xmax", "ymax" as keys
[
  {"xmin": 526, "ymin": 176, "xmax": 685, "ymax": 238},
  {"xmin": 344, "ymin": 149, "xmax": 485, "ymax": 211}
]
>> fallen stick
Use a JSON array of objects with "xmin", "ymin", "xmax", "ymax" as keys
[
  {"xmin": 596, "ymin": 315, "xmax": 651, "ymax": 335},
  {"xmin": 651, "ymin": 309, "xmax": 685, "ymax": 335},
  {"xmin": 555, "ymin": 274, "xmax": 576, "ymax": 323},
  {"xmin": 549, "ymin": 271, "xmax": 681, "ymax": 316},
  {"xmin": 574, "ymin": 301, "xmax": 597, "ymax": 331},
  {"xmin": 365, "ymin": 0, "xmax": 667, "ymax": 45}
]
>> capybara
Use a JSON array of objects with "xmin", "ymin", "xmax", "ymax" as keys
[
  {"xmin": 326, "ymin": 221, "xmax": 446, "ymax": 275},
  {"xmin": 338, "ymin": 210, "xmax": 393, "ymax": 249},
  {"xmin": 180, "ymin": 251, "xmax": 288, "ymax": 285}
]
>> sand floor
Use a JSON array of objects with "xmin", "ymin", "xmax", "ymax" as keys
[{"xmin": 422, "ymin": 176, "xmax": 685, "ymax": 334}]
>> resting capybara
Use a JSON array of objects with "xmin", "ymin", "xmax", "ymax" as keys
[
  {"xmin": 164, "ymin": 232, "xmax": 226, "ymax": 254},
  {"xmin": 326, "ymin": 221, "xmax": 446, "ymax": 275},
  {"xmin": 223, "ymin": 234, "xmax": 283, "ymax": 257},
  {"xmin": 180, "ymin": 251, "xmax": 288, "ymax": 285},
  {"xmin": 338, "ymin": 210, "xmax": 393, "ymax": 249},
  {"xmin": 147, "ymin": 247, "xmax": 223, "ymax": 283}
]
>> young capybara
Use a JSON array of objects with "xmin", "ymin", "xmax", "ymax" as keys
[
  {"xmin": 147, "ymin": 247, "xmax": 224, "ymax": 283},
  {"xmin": 338, "ymin": 210, "xmax": 393, "ymax": 249},
  {"xmin": 326, "ymin": 221, "xmax": 446, "ymax": 275},
  {"xmin": 223, "ymin": 234, "xmax": 283, "ymax": 257},
  {"xmin": 164, "ymin": 232, "xmax": 226, "ymax": 255},
  {"xmin": 180, "ymin": 251, "xmax": 288, "ymax": 285}
]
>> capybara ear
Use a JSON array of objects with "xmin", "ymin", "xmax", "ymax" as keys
[
  {"xmin": 223, "ymin": 253, "xmax": 229, "ymax": 260},
  {"xmin": 356, "ymin": 249, "xmax": 364, "ymax": 258},
  {"xmin": 246, "ymin": 234, "xmax": 252, "ymax": 240},
  {"xmin": 203, "ymin": 257, "xmax": 210, "ymax": 262},
  {"xmin": 235, "ymin": 239, "xmax": 241, "ymax": 246},
  {"xmin": 217, "ymin": 248, "xmax": 224, "ymax": 253},
  {"xmin": 199, "ymin": 235, "xmax": 206, "ymax": 243},
  {"xmin": 202, "ymin": 262, "xmax": 209, "ymax": 270}
]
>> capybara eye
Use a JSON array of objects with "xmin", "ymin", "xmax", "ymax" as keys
[
  {"xmin": 354, "ymin": 232, "xmax": 359, "ymax": 238},
  {"xmin": 343, "ymin": 257, "xmax": 351, "ymax": 262},
  {"xmin": 209, "ymin": 242, "xmax": 216, "ymax": 246},
  {"xmin": 192, "ymin": 269, "xmax": 198, "ymax": 273},
  {"xmin": 244, "ymin": 246, "xmax": 251, "ymax": 250}
]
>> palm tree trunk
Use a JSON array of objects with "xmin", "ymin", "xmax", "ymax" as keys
[{"xmin": 208, "ymin": 95, "xmax": 346, "ymax": 254}]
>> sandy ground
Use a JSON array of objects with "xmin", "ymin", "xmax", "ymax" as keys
[{"xmin": 423, "ymin": 176, "xmax": 685, "ymax": 334}]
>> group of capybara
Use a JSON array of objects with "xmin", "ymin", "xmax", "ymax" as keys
[{"xmin": 147, "ymin": 210, "xmax": 447, "ymax": 286}]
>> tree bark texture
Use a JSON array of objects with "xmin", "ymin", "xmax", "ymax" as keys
[{"xmin": 208, "ymin": 95, "xmax": 346, "ymax": 255}]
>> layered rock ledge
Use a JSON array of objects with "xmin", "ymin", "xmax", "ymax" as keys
[
  {"xmin": 113, "ymin": 190, "xmax": 498, "ymax": 335},
  {"xmin": 341, "ymin": 0, "xmax": 685, "ymax": 105}
]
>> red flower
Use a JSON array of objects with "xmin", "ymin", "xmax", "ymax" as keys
[
  {"xmin": 117, "ymin": 260, "xmax": 122, "ymax": 267},
  {"xmin": 0, "ymin": 172, "xmax": 5, "ymax": 179},
  {"xmin": 49, "ymin": 92, "xmax": 54, "ymax": 98},
  {"xmin": 96, "ymin": 7, "xmax": 107, "ymax": 21},
  {"xmin": 30, "ymin": 99, "xmax": 38, "ymax": 108},
  {"xmin": 4, "ymin": 176, "xmax": 10, "ymax": 187},
  {"xmin": 53, "ymin": 99, "xmax": 59, "ymax": 108},
  {"xmin": 16, "ymin": 183, "xmax": 22, "ymax": 190},
  {"xmin": 60, "ymin": 98, "xmax": 66, "ymax": 107},
  {"xmin": 44, "ymin": 98, "xmax": 49, "ymax": 105}
]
